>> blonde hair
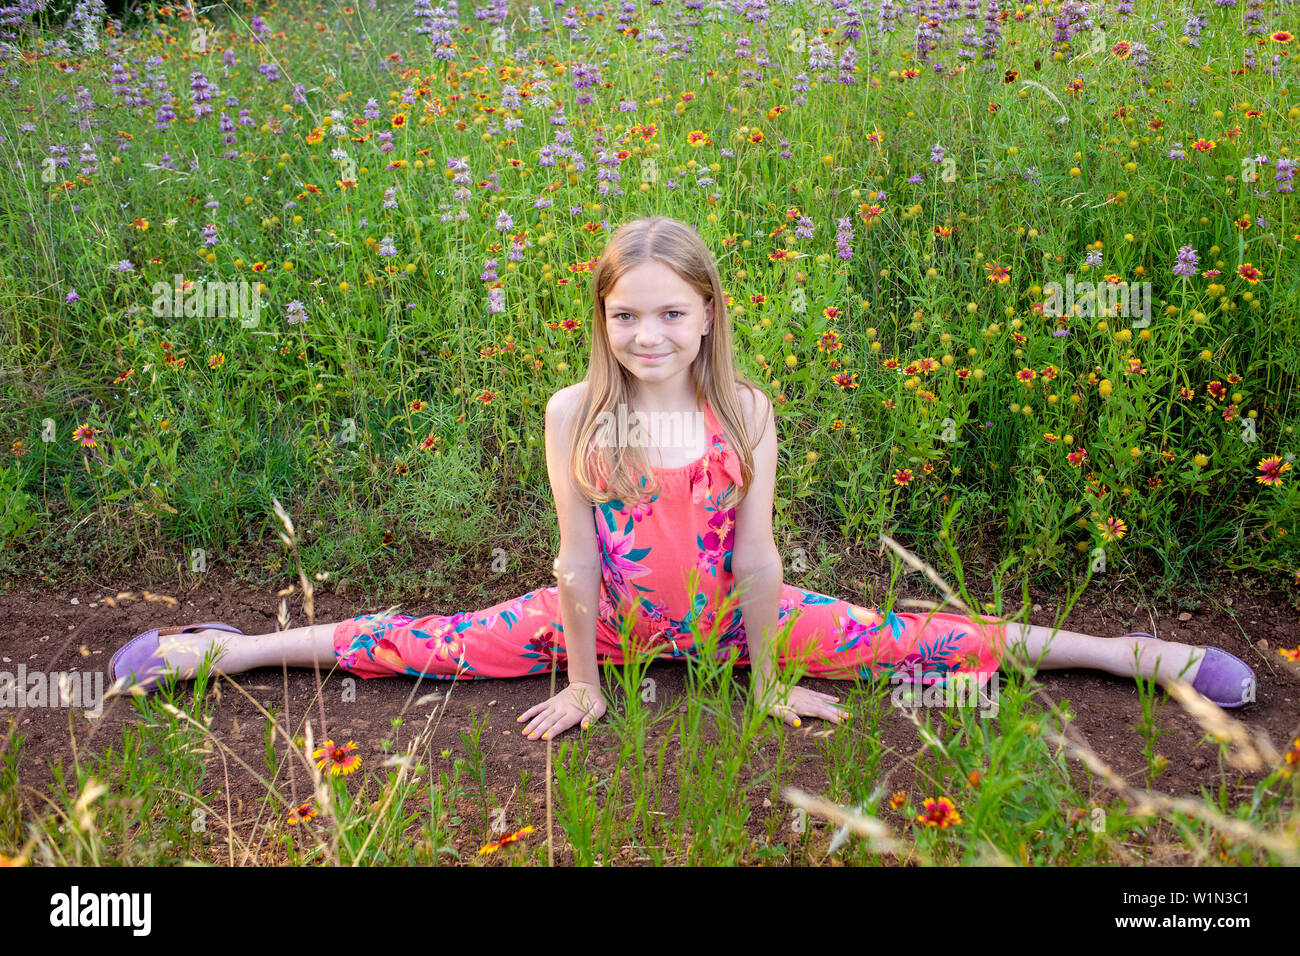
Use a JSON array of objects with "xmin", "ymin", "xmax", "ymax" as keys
[{"xmin": 566, "ymin": 215, "xmax": 766, "ymax": 513}]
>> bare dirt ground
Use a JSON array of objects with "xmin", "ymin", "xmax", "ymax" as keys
[{"xmin": 4, "ymin": 542, "xmax": 1298, "ymax": 862}]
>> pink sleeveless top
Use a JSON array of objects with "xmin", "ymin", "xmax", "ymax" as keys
[{"xmin": 590, "ymin": 399, "xmax": 748, "ymax": 654}]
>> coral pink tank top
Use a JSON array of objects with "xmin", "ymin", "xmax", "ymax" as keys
[{"xmin": 590, "ymin": 399, "xmax": 747, "ymax": 652}]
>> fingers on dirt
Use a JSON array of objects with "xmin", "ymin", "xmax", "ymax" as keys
[{"xmin": 525, "ymin": 710, "xmax": 568, "ymax": 739}]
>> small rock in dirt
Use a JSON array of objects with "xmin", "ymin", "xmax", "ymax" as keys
[
  {"xmin": 762, "ymin": 798, "xmax": 772, "ymax": 808},
  {"xmin": 1256, "ymin": 639, "xmax": 1269, "ymax": 651},
  {"xmin": 1032, "ymin": 603, "xmax": 1042, "ymax": 612},
  {"xmin": 1178, "ymin": 612, "xmax": 1192, "ymax": 622},
  {"xmin": 489, "ymin": 700, "xmax": 497, "ymax": 706},
  {"xmin": 1191, "ymin": 756, "xmax": 1207, "ymax": 770},
  {"xmin": 70, "ymin": 598, "xmax": 79, "ymax": 605}
]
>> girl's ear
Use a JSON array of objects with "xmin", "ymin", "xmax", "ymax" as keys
[{"xmin": 705, "ymin": 297, "xmax": 715, "ymax": 326}]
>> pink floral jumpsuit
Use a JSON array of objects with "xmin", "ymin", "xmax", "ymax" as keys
[{"xmin": 332, "ymin": 400, "xmax": 1006, "ymax": 688}]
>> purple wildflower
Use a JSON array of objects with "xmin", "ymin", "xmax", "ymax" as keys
[{"xmin": 1172, "ymin": 245, "xmax": 1198, "ymax": 278}]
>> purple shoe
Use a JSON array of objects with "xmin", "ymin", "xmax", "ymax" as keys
[
  {"xmin": 1124, "ymin": 633, "xmax": 1257, "ymax": 708},
  {"xmin": 1189, "ymin": 646, "xmax": 1257, "ymax": 709},
  {"xmin": 109, "ymin": 621, "xmax": 244, "ymax": 695}
]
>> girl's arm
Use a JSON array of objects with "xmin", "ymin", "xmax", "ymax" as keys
[
  {"xmin": 554, "ymin": 563, "xmax": 601, "ymax": 685},
  {"xmin": 518, "ymin": 386, "xmax": 607, "ymax": 742},
  {"xmin": 731, "ymin": 388, "xmax": 844, "ymax": 726},
  {"xmin": 544, "ymin": 385, "xmax": 602, "ymax": 684},
  {"xmin": 733, "ymin": 559, "xmax": 784, "ymax": 690},
  {"xmin": 729, "ymin": 388, "xmax": 784, "ymax": 689}
]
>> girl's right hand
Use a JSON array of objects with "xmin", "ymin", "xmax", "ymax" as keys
[{"xmin": 517, "ymin": 680, "xmax": 606, "ymax": 740}]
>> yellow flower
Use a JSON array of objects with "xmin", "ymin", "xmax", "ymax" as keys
[
  {"xmin": 312, "ymin": 739, "xmax": 361, "ymax": 775},
  {"xmin": 287, "ymin": 802, "xmax": 318, "ymax": 825},
  {"xmin": 916, "ymin": 797, "xmax": 962, "ymax": 828},
  {"xmin": 477, "ymin": 825, "xmax": 536, "ymax": 855}
]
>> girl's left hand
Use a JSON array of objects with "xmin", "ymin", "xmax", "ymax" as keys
[{"xmin": 753, "ymin": 676, "xmax": 849, "ymax": 728}]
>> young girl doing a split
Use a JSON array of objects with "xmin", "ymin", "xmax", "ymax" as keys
[{"xmin": 111, "ymin": 216, "xmax": 1258, "ymax": 739}]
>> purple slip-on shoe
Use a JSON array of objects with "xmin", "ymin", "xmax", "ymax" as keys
[
  {"xmin": 1124, "ymin": 632, "xmax": 1257, "ymax": 709},
  {"xmin": 109, "ymin": 621, "xmax": 244, "ymax": 694},
  {"xmin": 1190, "ymin": 646, "xmax": 1257, "ymax": 709}
]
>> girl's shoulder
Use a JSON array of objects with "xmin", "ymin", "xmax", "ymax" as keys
[
  {"xmin": 732, "ymin": 379, "xmax": 772, "ymax": 446},
  {"xmin": 547, "ymin": 381, "xmax": 589, "ymax": 419}
]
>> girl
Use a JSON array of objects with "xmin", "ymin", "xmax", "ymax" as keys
[{"xmin": 110, "ymin": 216, "xmax": 1257, "ymax": 739}]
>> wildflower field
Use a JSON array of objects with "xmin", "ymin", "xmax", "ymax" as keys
[{"xmin": 1, "ymin": 0, "xmax": 1299, "ymax": 867}]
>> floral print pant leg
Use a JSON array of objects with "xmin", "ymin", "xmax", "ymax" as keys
[
  {"xmin": 720, "ymin": 584, "xmax": 1006, "ymax": 689},
  {"xmin": 332, "ymin": 585, "xmax": 621, "ymax": 680},
  {"xmin": 332, "ymin": 582, "xmax": 1006, "ymax": 688}
]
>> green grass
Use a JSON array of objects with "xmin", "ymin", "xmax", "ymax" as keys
[
  {"xmin": 4, "ymin": 512, "xmax": 1299, "ymax": 866},
  {"xmin": 0, "ymin": 0, "xmax": 1298, "ymax": 865}
]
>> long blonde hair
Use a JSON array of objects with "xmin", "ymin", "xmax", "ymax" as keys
[{"xmin": 567, "ymin": 215, "xmax": 766, "ymax": 512}]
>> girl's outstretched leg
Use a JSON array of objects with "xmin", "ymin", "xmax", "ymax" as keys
[
  {"xmin": 722, "ymin": 590, "xmax": 1004, "ymax": 727},
  {"xmin": 128, "ymin": 585, "xmax": 616, "ymax": 689},
  {"xmin": 996, "ymin": 622, "xmax": 1256, "ymax": 707},
  {"xmin": 331, "ymin": 585, "xmax": 594, "ymax": 681},
  {"xmin": 144, "ymin": 622, "xmax": 341, "ymax": 682},
  {"xmin": 732, "ymin": 584, "xmax": 1005, "ymax": 686},
  {"xmin": 1002, "ymin": 623, "xmax": 1205, "ymax": 684},
  {"xmin": 746, "ymin": 584, "xmax": 1227, "ymax": 693}
]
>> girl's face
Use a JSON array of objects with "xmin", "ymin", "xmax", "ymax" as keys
[{"xmin": 604, "ymin": 260, "xmax": 714, "ymax": 388}]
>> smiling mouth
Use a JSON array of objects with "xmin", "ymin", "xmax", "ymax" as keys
[{"xmin": 636, "ymin": 353, "xmax": 668, "ymax": 360}]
